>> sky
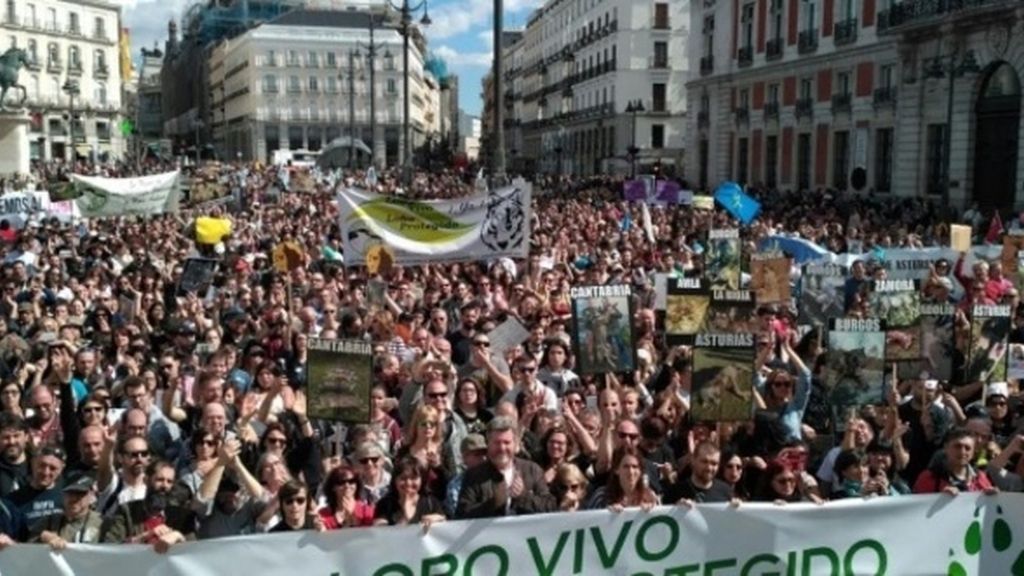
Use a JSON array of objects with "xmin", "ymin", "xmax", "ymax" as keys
[{"xmin": 118, "ymin": 0, "xmax": 546, "ymax": 117}]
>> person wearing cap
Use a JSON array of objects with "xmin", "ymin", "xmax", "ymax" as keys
[
  {"xmin": 444, "ymin": 433, "xmax": 488, "ymax": 517},
  {"xmin": 897, "ymin": 378, "xmax": 955, "ymax": 486},
  {"xmin": 9, "ymin": 444, "xmax": 66, "ymax": 524},
  {"xmin": 30, "ymin": 474, "xmax": 103, "ymax": 549},
  {"xmin": 983, "ymin": 382, "xmax": 1017, "ymax": 448}
]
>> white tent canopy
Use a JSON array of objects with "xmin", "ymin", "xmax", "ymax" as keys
[{"xmin": 316, "ymin": 137, "xmax": 373, "ymax": 169}]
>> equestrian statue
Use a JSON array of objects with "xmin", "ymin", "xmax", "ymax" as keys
[{"xmin": 0, "ymin": 47, "xmax": 30, "ymax": 111}]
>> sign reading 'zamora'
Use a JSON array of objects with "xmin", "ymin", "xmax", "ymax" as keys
[{"xmin": 0, "ymin": 495, "xmax": 1022, "ymax": 575}]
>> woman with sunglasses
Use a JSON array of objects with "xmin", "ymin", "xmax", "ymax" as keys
[
  {"xmin": 551, "ymin": 463, "xmax": 590, "ymax": 512},
  {"xmin": 269, "ymin": 480, "xmax": 323, "ymax": 532},
  {"xmin": 754, "ymin": 338, "xmax": 813, "ymax": 444},
  {"xmin": 717, "ymin": 450, "xmax": 750, "ymax": 501},
  {"xmin": 317, "ymin": 465, "xmax": 374, "ymax": 529},
  {"xmin": 453, "ymin": 379, "xmax": 492, "ymax": 437},
  {"xmin": 396, "ymin": 405, "xmax": 452, "ymax": 501},
  {"xmin": 752, "ymin": 459, "xmax": 813, "ymax": 504},
  {"xmin": 372, "ymin": 457, "xmax": 445, "ymax": 530}
]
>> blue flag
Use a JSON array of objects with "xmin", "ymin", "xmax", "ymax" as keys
[
  {"xmin": 620, "ymin": 212, "xmax": 633, "ymax": 232},
  {"xmin": 713, "ymin": 182, "xmax": 761, "ymax": 225}
]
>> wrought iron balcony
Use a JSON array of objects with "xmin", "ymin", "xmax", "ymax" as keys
[
  {"xmin": 649, "ymin": 56, "xmax": 670, "ymax": 69},
  {"xmin": 795, "ymin": 97, "xmax": 814, "ymax": 118},
  {"xmin": 873, "ymin": 86, "xmax": 897, "ymax": 107},
  {"xmin": 764, "ymin": 101, "xmax": 780, "ymax": 119},
  {"xmin": 95, "ymin": 64, "xmax": 108, "ymax": 79},
  {"xmin": 766, "ymin": 38, "xmax": 784, "ymax": 60},
  {"xmin": 881, "ymin": 0, "xmax": 1008, "ymax": 30},
  {"xmin": 876, "ymin": 9, "xmax": 892, "ymax": 30},
  {"xmin": 734, "ymin": 107, "xmax": 750, "ymax": 123},
  {"xmin": 700, "ymin": 55, "xmax": 714, "ymax": 76},
  {"xmin": 738, "ymin": 46, "xmax": 753, "ymax": 67},
  {"xmin": 798, "ymin": 29, "xmax": 818, "ymax": 54},
  {"xmin": 697, "ymin": 110, "xmax": 710, "ymax": 129},
  {"xmin": 831, "ymin": 92, "xmax": 852, "ymax": 113},
  {"xmin": 834, "ymin": 18, "xmax": 858, "ymax": 45}
]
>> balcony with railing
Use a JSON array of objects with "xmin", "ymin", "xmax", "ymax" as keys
[
  {"xmin": 93, "ymin": 29, "xmax": 110, "ymax": 42},
  {"xmin": 834, "ymin": 19, "xmax": 858, "ymax": 45},
  {"xmin": 766, "ymin": 38, "xmax": 784, "ymax": 60},
  {"xmin": 734, "ymin": 106, "xmax": 750, "ymax": 124},
  {"xmin": 795, "ymin": 97, "xmax": 814, "ymax": 118},
  {"xmin": 764, "ymin": 101, "xmax": 780, "ymax": 120},
  {"xmin": 649, "ymin": 55, "xmax": 669, "ymax": 69},
  {"xmin": 880, "ymin": 0, "xmax": 1011, "ymax": 31},
  {"xmin": 651, "ymin": 98, "xmax": 669, "ymax": 114},
  {"xmin": 798, "ymin": 29, "xmax": 818, "ymax": 54},
  {"xmin": 873, "ymin": 86, "xmax": 897, "ymax": 107},
  {"xmin": 68, "ymin": 60, "xmax": 83, "ymax": 75},
  {"xmin": 653, "ymin": 15, "xmax": 671, "ymax": 29},
  {"xmin": 68, "ymin": 24, "xmax": 82, "ymax": 37},
  {"xmin": 697, "ymin": 110, "xmax": 710, "ymax": 129},
  {"xmin": 831, "ymin": 92, "xmax": 852, "ymax": 113},
  {"xmin": 700, "ymin": 55, "xmax": 714, "ymax": 76},
  {"xmin": 95, "ymin": 64, "xmax": 108, "ymax": 79},
  {"xmin": 737, "ymin": 46, "xmax": 754, "ymax": 67},
  {"xmin": 47, "ymin": 58, "xmax": 62, "ymax": 73}
]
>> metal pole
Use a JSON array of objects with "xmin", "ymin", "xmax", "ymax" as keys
[
  {"xmin": 369, "ymin": 17, "xmax": 377, "ymax": 169},
  {"xmin": 402, "ymin": 14, "xmax": 411, "ymax": 185},
  {"xmin": 349, "ymin": 50, "xmax": 356, "ymax": 169},
  {"xmin": 195, "ymin": 119, "xmax": 201, "ymax": 167},
  {"xmin": 492, "ymin": 0, "xmax": 505, "ymax": 182},
  {"xmin": 630, "ymin": 109, "xmax": 637, "ymax": 179},
  {"xmin": 943, "ymin": 54, "xmax": 955, "ymax": 208}
]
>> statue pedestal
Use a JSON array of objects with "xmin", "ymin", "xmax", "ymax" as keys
[{"xmin": 0, "ymin": 111, "xmax": 30, "ymax": 177}]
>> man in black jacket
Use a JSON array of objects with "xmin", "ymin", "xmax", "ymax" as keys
[
  {"xmin": 0, "ymin": 413, "xmax": 29, "ymax": 498},
  {"xmin": 100, "ymin": 460, "xmax": 195, "ymax": 551}
]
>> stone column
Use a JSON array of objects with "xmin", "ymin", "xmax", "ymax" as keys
[{"xmin": 0, "ymin": 112, "xmax": 31, "ymax": 177}]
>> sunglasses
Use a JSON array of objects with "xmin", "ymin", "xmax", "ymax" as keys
[
  {"xmin": 774, "ymin": 476, "xmax": 797, "ymax": 485},
  {"xmin": 124, "ymin": 450, "xmax": 150, "ymax": 459},
  {"xmin": 199, "ymin": 439, "xmax": 218, "ymax": 447},
  {"xmin": 419, "ymin": 420, "xmax": 440, "ymax": 428},
  {"xmin": 81, "ymin": 405, "xmax": 105, "ymax": 413},
  {"xmin": 336, "ymin": 478, "xmax": 358, "ymax": 486},
  {"xmin": 617, "ymin": 432, "xmax": 639, "ymax": 440},
  {"xmin": 473, "ymin": 341, "xmax": 490, "ymax": 348},
  {"xmin": 359, "ymin": 457, "xmax": 380, "ymax": 465},
  {"xmin": 284, "ymin": 497, "xmax": 307, "ymax": 506},
  {"xmin": 426, "ymin": 392, "xmax": 448, "ymax": 399},
  {"xmin": 266, "ymin": 437, "xmax": 287, "ymax": 446},
  {"xmin": 519, "ymin": 366, "xmax": 537, "ymax": 373}
]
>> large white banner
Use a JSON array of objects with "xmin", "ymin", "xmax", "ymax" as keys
[
  {"xmin": 71, "ymin": 171, "xmax": 181, "ymax": 218},
  {"xmin": 0, "ymin": 191, "xmax": 50, "ymax": 228},
  {"xmin": 337, "ymin": 185, "xmax": 531, "ymax": 267},
  {"xmin": 0, "ymin": 494, "xmax": 1021, "ymax": 575}
]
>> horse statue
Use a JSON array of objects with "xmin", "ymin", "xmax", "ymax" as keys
[{"xmin": 0, "ymin": 47, "xmax": 30, "ymax": 111}]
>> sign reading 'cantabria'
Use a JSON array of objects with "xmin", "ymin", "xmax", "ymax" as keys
[
  {"xmin": 1, "ymin": 495, "xmax": 1022, "ymax": 575},
  {"xmin": 71, "ymin": 171, "xmax": 180, "ymax": 218},
  {"xmin": 337, "ymin": 185, "xmax": 531, "ymax": 267}
]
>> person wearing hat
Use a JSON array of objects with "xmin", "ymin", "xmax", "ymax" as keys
[
  {"xmin": 30, "ymin": 474, "xmax": 103, "ymax": 549},
  {"xmin": 443, "ymin": 433, "xmax": 489, "ymax": 516},
  {"xmin": 984, "ymin": 382, "xmax": 1017, "ymax": 448},
  {"xmin": 897, "ymin": 378, "xmax": 954, "ymax": 487}
]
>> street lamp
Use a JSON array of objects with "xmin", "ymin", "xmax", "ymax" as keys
[
  {"xmin": 386, "ymin": 0, "xmax": 431, "ymax": 186},
  {"xmin": 342, "ymin": 49, "xmax": 363, "ymax": 169},
  {"xmin": 355, "ymin": 13, "xmax": 387, "ymax": 169},
  {"xmin": 492, "ymin": 0, "xmax": 506, "ymax": 184},
  {"xmin": 625, "ymin": 99, "xmax": 645, "ymax": 178},
  {"xmin": 192, "ymin": 117, "xmax": 203, "ymax": 167},
  {"xmin": 924, "ymin": 47, "xmax": 980, "ymax": 208},
  {"xmin": 62, "ymin": 79, "xmax": 80, "ymax": 162}
]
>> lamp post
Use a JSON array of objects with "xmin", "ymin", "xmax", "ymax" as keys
[
  {"xmin": 492, "ymin": 0, "xmax": 505, "ymax": 184},
  {"xmin": 62, "ymin": 79, "xmax": 79, "ymax": 162},
  {"xmin": 355, "ymin": 15, "xmax": 388, "ymax": 169},
  {"xmin": 625, "ymin": 99, "xmax": 644, "ymax": 178},
  {"xmin": 924, "ymin": 47, "xmax": 979, "ymax": 208},
  {"xmin": 386, "ymin": 0, "xmax": 430, "ymax": 186},
  {"xmin": 344, "ymin": 49, "xmax": 359, "ymax": 169},
  {"xmin": 192, "ymin": 117, "xmax": 203, "ymax": 167}
]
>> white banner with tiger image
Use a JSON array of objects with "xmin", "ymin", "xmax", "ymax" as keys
[{"xmin": 337, "ymin": 184, "xmax": 531, "ymax": 267}]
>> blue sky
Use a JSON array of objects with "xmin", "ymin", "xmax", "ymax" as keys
[{"xmin": 119, "ymin": 0, "xmax": 545, "ymax": 117}]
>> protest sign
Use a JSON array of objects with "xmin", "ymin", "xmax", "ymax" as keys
[
  {"xmin": 869, "ymin": 279, "xmax": 922, "ymax": 363},
  {"xmin": 950, "ymin": 224, "xmax": 972, "ymax": 252},
  {"xmin": 307, "ymin": 337, "xmax": 373, "ymax": 422},
  {"xmin": 705, "ymin": 229, "xmax": 741, "ymax": 290},
  {"xmin": 1003, "ymin": 232, "xmax": 1024, "ymax": 273},
  {"xmin": 176, "ymin": 258, "xmax": 218, "ymax": 296},
  {"xmin": 665, "ymin": 277, "xmax": 710, "ymax": 345},
  {"xmin": 965, "ymin": 304, "xmax": 1012, "ymax": 383},
  {"xmin": 704, "ymin": 288, "xmax": 756, "ymax": 333},
  {"xmin": 488, "ymin": 317, "xmax": 530, "ymax": 355},
  {"xmin": 826, "ymin": 318, "xmax": 886, "ymax": 417},
  {"xmin": 71, "ymin": 171, "xmax": 180, "ymax": 218},
  {"xmin": 799, "ymin": 262, "xmax": 847, "ymax": 326},
  {"xmin": 691, "ymin": 333, "xmax": 755, "ymax": 421},
  {"xmin": 338, "ymin": 184, "xmax": 530, "ymax": 266},
  {"xmin": 569, "ymin": 284, "xmax": 635, "ymax": 375},
  {"xmin": 195, "ymin": 217, "xmax": 231, "ymax": 245},
  {"xmin": 903, "ymin": 302, "xmax": 957, "ymax": 381},
  {"xmin": 272, "ymin": 241, "xmax": 305, "ymax": 273},
  {"xmin": 750, "ymin": 254, "xmax": 790, "ymax": 304},
  {"xmin": 1009, "ymin": 343, "xmax": 1024, "ymax": 380}
]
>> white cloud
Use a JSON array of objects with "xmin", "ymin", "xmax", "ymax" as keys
[
  {"xmin": 435, "ymin": 45, "xmax": 491, "ymax": 68},
  {"xmin": 427, "ymin": 0, "xmax": 543, "ymax": 40}
]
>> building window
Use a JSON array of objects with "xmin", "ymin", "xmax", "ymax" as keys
[
  {"xmin": 836, "ymin": 71, "xmax": 851, "ymax": 95},
  {"xmin": 326, "ymin": 76, "xmax": 338, "ymax": 93},
  {"xmin": 47, "ymin": 8, "xmax": 56, "ymax": 30},
  {"xmin": 68, "ymin": 46, "xmax": 81, "ymax": 70},
  {"xmin": 288, "ymin": 76, "xmax": 301, "ymax": 93},
  {"xmin": 799, "ymin": 77, "xmax": 813, "ymax": 100},
  {"xmin": 654, "ymin": 2, "xmax": 669, "ymax": 28},
  {"xmin": 653, "ymin": 41, "xmax": 668, "ymax": 67},
  {"xmin": 307, "ymin": 51, "xmax": 318, "ymax": 67},
  {"xmin": 287, "ymin": 50, "xmax": 299, "ymax": 67},
  {"xmin": 266, "ymin": 50, "xmax": 277, "ymax": 66},
  {"xmin": 27, "ymin": 40, "xmax": 37, "ymax": 66},
  {"xmin": 739, "ymin": 88, "xmax": 750, "ymax": 109},
  {"xmin": 4, "ymin": 0, "xmax": 15, "ymax": 21},
  {"xmin": 94, "ymin": 17, "xmax": 105, "ymax": 39},
  {"xmin": 326, "ymin": 52, "xmax": 337, "ymax": 68},
  {"xmin": 926, "ymin": 123, "xmax": 946, "ymax": 195},
  {"xmin": 308, "ymin": 77, "xmax": 318, "ymax": 92},
  {"xmin": 801, "ymin": 0, "xmax": 816, "ymax": 31},
  {"xmin": 702, "ymin": 16, "xmax": 714, "ymax": 56},
  {"xmin": 741, "ymin": 3, "xmax": 754, "ymax": 49},
  {"xmin": 875, "ymin": 128, "xmax": 894, "ymax": 192},
  {"xmin": 95, "ymin": 82, "xmax": 106, "ymax": 105},
  {"xmin": 652, "ymin": 83, "xmax": 666, "ymax": 112},
  {"xmin": 288, "ymin": 126, "xmax": 303, "ymax": 150},
  {"xmin": 768, "ymin": 83, "xmax": 779, "ymax": 104},
  {"xmin": 766, "ymin": 135, "xmax": 778, "ymax": 187},
  {"xmin": 651, "ymin": 124, "xmax": 665, "ymax": 148},
  {"xmin": 797, "ymin": 133, "xmax": 812, "ymax": 190},
  {"xmin": 738, "ymin": 137, "xmax": 749, "ymax": 185},
  {"xmin": 839, "ymin": 0, "xmax": 856, "ymax": 20},
  {"xmin": 879, "ymin": 64, "xmax": 895, "ymax": 89},
  {"xmin": 68, "ymin": 12, "xmax": 79, "ymax": 35},
  {"xmin": 263, "ymin": 75, "xmax": 278, "ymax": 93},
  {"xmin": 386, "ymin": 78, "xmax": 397, "ymax": 94},
  {"xmin": 833, "ymin": 130, "xmax": 849, "ymax": 190},
  {"xmin": 94, "ymin": 50, "xmax": 106, "ymax": 72},
  {"xmin": 770, "ymin": 0, "xmax": 783, "ymax": 39},
  {"xmin": 47, "ymin": 43, "xmax": 58, "ymax": 66}
]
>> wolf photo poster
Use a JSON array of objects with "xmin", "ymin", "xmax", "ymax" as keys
[{"xmin": 570, "ymin": 285, "xmax": 636, "ymax": 374}]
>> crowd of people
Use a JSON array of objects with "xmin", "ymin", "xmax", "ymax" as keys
[{"xmin": 0, "ymin": 158, "xmax": 1016, "ymax": 555}]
